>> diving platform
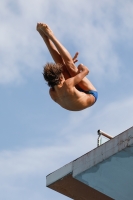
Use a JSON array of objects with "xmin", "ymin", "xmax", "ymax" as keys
[{"xmin": 46, "ymin": 126, "xmax": 133, "ymax": 200}]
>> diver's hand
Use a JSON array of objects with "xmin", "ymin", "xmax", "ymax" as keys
[{"xmin": 72, "ymin": 52, "xmax": 79, "ymax": 63}]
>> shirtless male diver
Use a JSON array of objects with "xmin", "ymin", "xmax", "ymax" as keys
[{"xmin": 36, "ymin": 23, "xmax": 98, "ymax": 111}]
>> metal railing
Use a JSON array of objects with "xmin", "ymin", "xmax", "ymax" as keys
[{"xmin": 97, "ymin": 130, "xmax": 113, "ymax": 146}]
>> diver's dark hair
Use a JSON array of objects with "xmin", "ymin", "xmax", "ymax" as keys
[{"xmin": 43, "ymin": 63, "xmax": 63, "ymax": 87}]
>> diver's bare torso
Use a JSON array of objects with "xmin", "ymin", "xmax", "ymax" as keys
[{"xmin": 49, "ymin": 82, "xmax": 95, "ymax": 111}]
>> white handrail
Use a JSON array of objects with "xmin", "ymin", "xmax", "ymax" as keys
[{"xmin": 97, "ymin": 130, "xmax": 113, "ymax": 139}]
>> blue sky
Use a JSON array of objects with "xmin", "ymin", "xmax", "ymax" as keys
[{"xmin": 0, "ymin": 0, "xmax": 133, "ymax": 199}]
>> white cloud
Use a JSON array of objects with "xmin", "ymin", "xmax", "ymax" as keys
[
  {"xmin": 0, "ymin": 131, "xmax": 96, "ymax": 199},
  {"xmin": 0, "ymin": 133, "xmax": 96, "ymax": 178},
  {"xmin": 0, "ymin": 0, "xmax": 133, "ymax": 84},
  {"xmin": 0, "ymin": 93, "xmax": 133, "ymax": 199},
  {"xmin": 1, "ymin": 94, "xmax": 132, "ymax": 179}
]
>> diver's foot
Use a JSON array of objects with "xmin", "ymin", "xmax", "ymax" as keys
[
  {"xmin": 36, "ymin": 23, "xmax": 41, "ymax": 32},
  {"xmin": 36, "ymin": 23, "xmax": 49, "ymax": 40},
  {"xmin": 38, "ymin": 23, "xmax": 53, "ymax": 38}
]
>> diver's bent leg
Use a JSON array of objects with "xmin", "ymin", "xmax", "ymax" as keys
[
  {"xmin": 39, "ymin": 24, "xmax": 74, "ymax": 65},
  {"xmin": 45, "ymin": 30, "xmax": 96, "ymax": 91},
  {"xmin": 78, "ymin": 76, "xmax": 97, "ymax": 91},
  {"xmin": 37, "ymin": 27, "xmax": 64, "ymax": 64},
  {"xmin": 38, "ymin": 23, "xmax": 96, "ymax": 91},
  {"xmin": 37, "ymin": 25, "xmax": 71, "ymax": 79},
  {"xmin": 47, "ymin": 34, "xmax": 80, "ymax": 79}
]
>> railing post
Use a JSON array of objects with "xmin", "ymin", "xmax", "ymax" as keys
[{"xmin": 97, "ymin": 130, "xmax": 113, "ymax": 146}]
